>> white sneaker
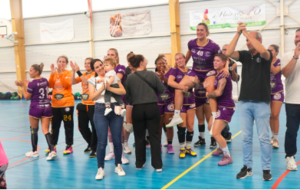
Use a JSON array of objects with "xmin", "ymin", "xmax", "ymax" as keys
[
  {"xmin": 46, "ymin": 151, "xmax": 57, "ymax": 161},
  {"xmin": 270, "ymin": 137, "xmax": 274, "ymax": 145},
  {"xmin": 166, "ymin": 116, "xmax": 183, "ymax": 127},
  {"xmin": 95, "ymin": 167, "xmax": 105, "ymax": 180},
  {"xmin": 104, "ymin": 151, "xmax": 115, "ymax": 160},
  {"xmin": 122, "ymin": 153, "xmax": 129, "ymax": 164},
  {"xmin": 25, "ymin": 151, "xmax": 39, "ymax": 157},
  {"xmin": 123, "ymin": 142, "xmax": 132, "ymax": 154},
  {"xmin": 156, "ymin": 168, "xmax": 163, "ymax": 172},
  {"xmin": 115, "ymin": 164, "xmax": 126, "ymax": 176},
  {"xmin": 121, "ymin": 108, "xmax": 126, "ymax": 117},
  {"xmin": 104, "ymin": 107, "xmax": 112, "ymax": 116},
  {"xmin": 286, "ymin": 156, "xmax": 297, "ymax": 171},
  {"xmin": 272, "ymin": 139, "xmax": 279, "ymax": 148}
]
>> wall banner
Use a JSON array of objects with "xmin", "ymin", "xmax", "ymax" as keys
[
  {"xmin": 40, "ymin": 19, "xmax": 74, "ymax": 43},
  {"xmin": 190, "ymin": 4, "xmax": 266, "ymax": 30},
  {"xmin": 110, "ymin": 10, "xmax": 152, "ymax": 37}
]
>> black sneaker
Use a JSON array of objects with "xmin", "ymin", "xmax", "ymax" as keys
[
  {"xmin": 236, "ymin": 165, "xmax": 253, "ymax": 179},
  {"xmin": 210, "ymin": 137, "xmax": 217, "ymax": 149},
  {"xmin": 263, "ymin": 170, "xmax": 272, "ymax": 181},
  {"xmin": 194, "ymin": 137, "xmax": 206, "ymax": 147},
  {"xmin": 84, "ymin": 146, "xmax": 92, "ymax": 153},
  {"xmin": 89, "ymin": 151, "xmax": 97, "ymax": 158},
  {"xmin": 224, "ymin": 132, "xmax": 232, "ymax": 143}
]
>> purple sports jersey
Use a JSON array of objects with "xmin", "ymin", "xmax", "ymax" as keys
[
  {"xmin": 270, "ymin": 59, "xmax": 283, "ymax": 94},
  {"xmin": 157, "ymin": 68, "xmax": 174, "ymax": 104},
  {"xmin": 213, "ymin": 71, "xmax": 235, "ymax": 108},
  {"xmin": 115, "ymin": 64, "xmax": 126, "ymax": 85},
  {"xmin": 188, "ymin": 39, "xmax": 221, "ymax": 72},
  {"xmin": 27, "ymin": 78, "xmax": 52, "ymax": 118},
  {"xmin": 27, "ymin": 78, "xmax": 51, "ymax": 107},
  {"xmin": 169, "ymin": 67, "xmax": 195, "ymax": 105}
]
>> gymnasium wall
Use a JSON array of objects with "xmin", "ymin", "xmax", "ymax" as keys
[{"xmin": 0, "ymin": 0, "xmax": 299, "ymax": 98}]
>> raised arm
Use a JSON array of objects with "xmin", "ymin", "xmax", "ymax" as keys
[
  {"xmin": 242, "ymin": 30, "xmax": 270, "ymax": 60},
  {"xmin": 270, "ymin": 64, "xmax": 281, "ymax": 75},
  {"xmin": 226, "ymin": 23, "xmax": 246, "ymax": 60},
  {"xmin": 206, "ymin": 78, "xmax": 227, "ymax": 98},
  {"xmin": 282, "ymin": 43, "xmax": 300, "ymax": 78}
]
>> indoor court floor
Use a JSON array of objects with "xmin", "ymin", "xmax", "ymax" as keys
[{"xmin": 0, "ymin": 100, "xmax": 299, "ymax": 189}]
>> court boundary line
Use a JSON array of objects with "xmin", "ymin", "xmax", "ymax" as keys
[
  {"xmin": 271, "ymin": 161, "xmax": 300, "ymax": 189},
  {"xmin": 161, "ymin": 130, "xmax": 242, "ymax": 189}
]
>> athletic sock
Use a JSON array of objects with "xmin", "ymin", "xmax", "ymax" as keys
[
  {"xmin": 167, "ymin": 140, "xmax": 172, "ymax": 145},
  {"xmin": 221, "ymin": 146, "xmax": 230, "ymax": 156},
  {"xmin": 174, "ymin": 110, "xmax": 181, "ymax": 117},
  {"xmin": 274, "ymin": 133, "xmax": 278, "ymax": 140},
  {"xmin": 198, "ymin": 124, "xmax": 205, "ymax": 138},
  {"xmin": 45, "ymin": 133, "xmax": 54, "ymax": 151},
  {"xmin": 31, "ymin": 127, "xmax": 38, "ymax": 152},
  {"xmin": 177, "ymin": 126, "xmax": 186, "ymax": 148},
  {"xmin": 186, "ymin": 130, "xmax": 194, "ymax": 148}
]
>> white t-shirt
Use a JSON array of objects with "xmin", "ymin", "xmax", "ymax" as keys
[
  {"xmin": 88, "ymin": 77, "xmax": 117, "ymax": 103},
  {"xmin": 105, "ymin": 70, "xmax": 119, "ymax": 85},
  {"xmin": 281, "ymin": 51, "xmax": 300, "ymax": 104}
]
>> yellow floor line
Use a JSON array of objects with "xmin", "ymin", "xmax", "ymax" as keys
[{"xmin": 161, "ymin": 130, "xmax": 242, "ymax": 189}]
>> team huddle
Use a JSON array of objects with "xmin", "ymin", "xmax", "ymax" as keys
[{"xmin": 7, "ymin": 22, "xmax": 300, "ymax": 183}]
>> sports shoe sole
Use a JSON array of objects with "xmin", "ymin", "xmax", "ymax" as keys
[
  {"xmin": 166, "ymin": 120, "xmax": 183, "ymax": 128},
  {"xmin": 263, "ymin": 177, "xmax": 273, "ymax": 181},
  {"xmin": 237, "ymin": 171, "xmax": 253, "ymax": 179}
]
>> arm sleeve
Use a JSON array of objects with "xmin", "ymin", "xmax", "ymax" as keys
[
  {"xmin": 87, "ymin": 77, "xmax": 96, "ymax": 87},
  {"xmin": 238, "ymin": 51, "xmax": 247, "ymax": 64},
  {"xmin": 125, "ymin": 78, "xmax": 132, "ymax": 104},
  {"xmin": 75, "ymin": 76, "xmax": 82, "ymax": 83},
  {"xmin": 27, "ymin": 81, "xmax": 34, "ymax": 94},
  {"xmin": 116, "ymin": 65, "xmax": 126, "ymax": 75}
]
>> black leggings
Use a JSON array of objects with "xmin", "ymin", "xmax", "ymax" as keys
[
  {"xmin": 51, "ymin": 107, "xmax": 74, "ymax": 146},
  {"xmin": 132, "ymin": 103, "xmax": 162, "ymax": 169},
  {"xmin": 76, "ymin": 103, "xmax": 97, "ymax": 151}
]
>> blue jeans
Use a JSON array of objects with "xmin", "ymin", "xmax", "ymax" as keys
[
  {"xmin": 94, "ymin": 103, "xmax": 123, "ymax": 168},
  {"xmin": 239, "ymin": 101, "xmax": 272, "ymax": 170}
]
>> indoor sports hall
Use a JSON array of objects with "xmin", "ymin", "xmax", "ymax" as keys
[{"xmin": 0, "ymin": 0, "xmax": 300, "ymax": 189}]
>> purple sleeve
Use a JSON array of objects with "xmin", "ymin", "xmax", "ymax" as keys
[
  {"xmin": 169, "ymin": 67, "xmax": 176, "ymax": 77},
  {"xmin": 116, "ymin": 65, "xmax": 126, "ymax": 75},
  {"xmin": 274, "ymin": 59, "xmax": 281, "ymax": 67},
  {"xmin": 187, "ymin": 40, "xmax": 193, "ymax": 51},
  {"xmin": 27, "ymin": 81, "xmax": 34, "ymax": 93},
  {"xmin": 214, "ymin": 43, "xmax": 221, "ymax": 54}
]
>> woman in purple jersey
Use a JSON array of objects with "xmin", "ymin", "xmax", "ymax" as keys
[
  {"xmin": 155, "ymin": 55, "xmax": 175, "ymax": 153},
  {"xmin": 15, "ymin": 63, "xmax": 56, "ymax": 161},
  {"xmin": 268, "ymin": 44, "xmax": 284, "ymax": 148},
  {"xmin": 105, "ymin": 48, "xmax": 129, "ymax": 164},
  {"xmin": 167, "ymin": 23, "xmax": 225, "ymax": 131},
  {"xmin": 168, "ymin": 53, "xmax": 197, "ymax": 158},
  {"xmin": 206, "ymin": 54, "xmax": 235, "ymax": 166}
]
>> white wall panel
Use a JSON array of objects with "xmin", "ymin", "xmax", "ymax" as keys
[
  {"xmin": 0, "ymin": 38, "xmax": 14, "ymax": 47},
  {"xmin": 0, "ymin": 73, "xmax": 18, "ymax": 93},
  {"xmin": 93, "ymin": 5, "xmax": 170, "ymax": 39},
  {"xmin": 94, "ymin": 37, "xmax": 171, "ymax": 69},
  {"xmin": 0, "ymin": 47, "xmax": 15, "ymax": 71},
  {"xmin": 24, "ymin": 14, "xmax": 89, "ymax": 45},
  {"xmin": 25, "ymin": 42, "xmax": 90, "ymax": 93}
]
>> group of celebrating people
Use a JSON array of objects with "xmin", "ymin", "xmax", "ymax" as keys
[{"xmin": 1, "ymin": 22, "xmax": 299, "ymax": 188}]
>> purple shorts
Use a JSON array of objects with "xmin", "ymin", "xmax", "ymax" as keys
[
  {"xmin": 215, "ymin": 106, "xmax": 235, "ymax": 123},
  {"xmin": 158, "ymin": 102, "xmax": 174, "ymax": 116},
  {"xmin": 195, "ymin": 97, "xmax": 209, "ymax": 107},
  {"xmin": 29, "ymin": 104, "xmax": 53, "ymax": 118},
  {"xmin": 181, "ymin": 104, "xmax": 196, "ymax": 113},
  {"xmin": 271, "ymin": 91, "xmax": 284, "ymax": 102},
  {"xmin": 187, "ymin": 70, "xmax": 217, "ymax": 82}
]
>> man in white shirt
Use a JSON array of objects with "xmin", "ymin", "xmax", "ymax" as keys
[{"xmin": 281, "ymin": 28, "xmax": 300, "ymax": 171}]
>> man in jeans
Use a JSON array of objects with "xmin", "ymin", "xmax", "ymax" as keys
[
  {"xmin": 281, "ymin": 28, "xmax": 300, "ymax": 171},
  {"xmin": 226, "ymin": 23, "xmax": 272, "ymax": 181}
]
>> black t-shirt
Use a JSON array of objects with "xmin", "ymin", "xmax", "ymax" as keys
[
  {"xmin": 238, "ymin": 50, "xmax": 272, "ymax": 102},
  {"xmin": 228, "ymin": 60, "xmax": 240, "ymax": 82}
]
